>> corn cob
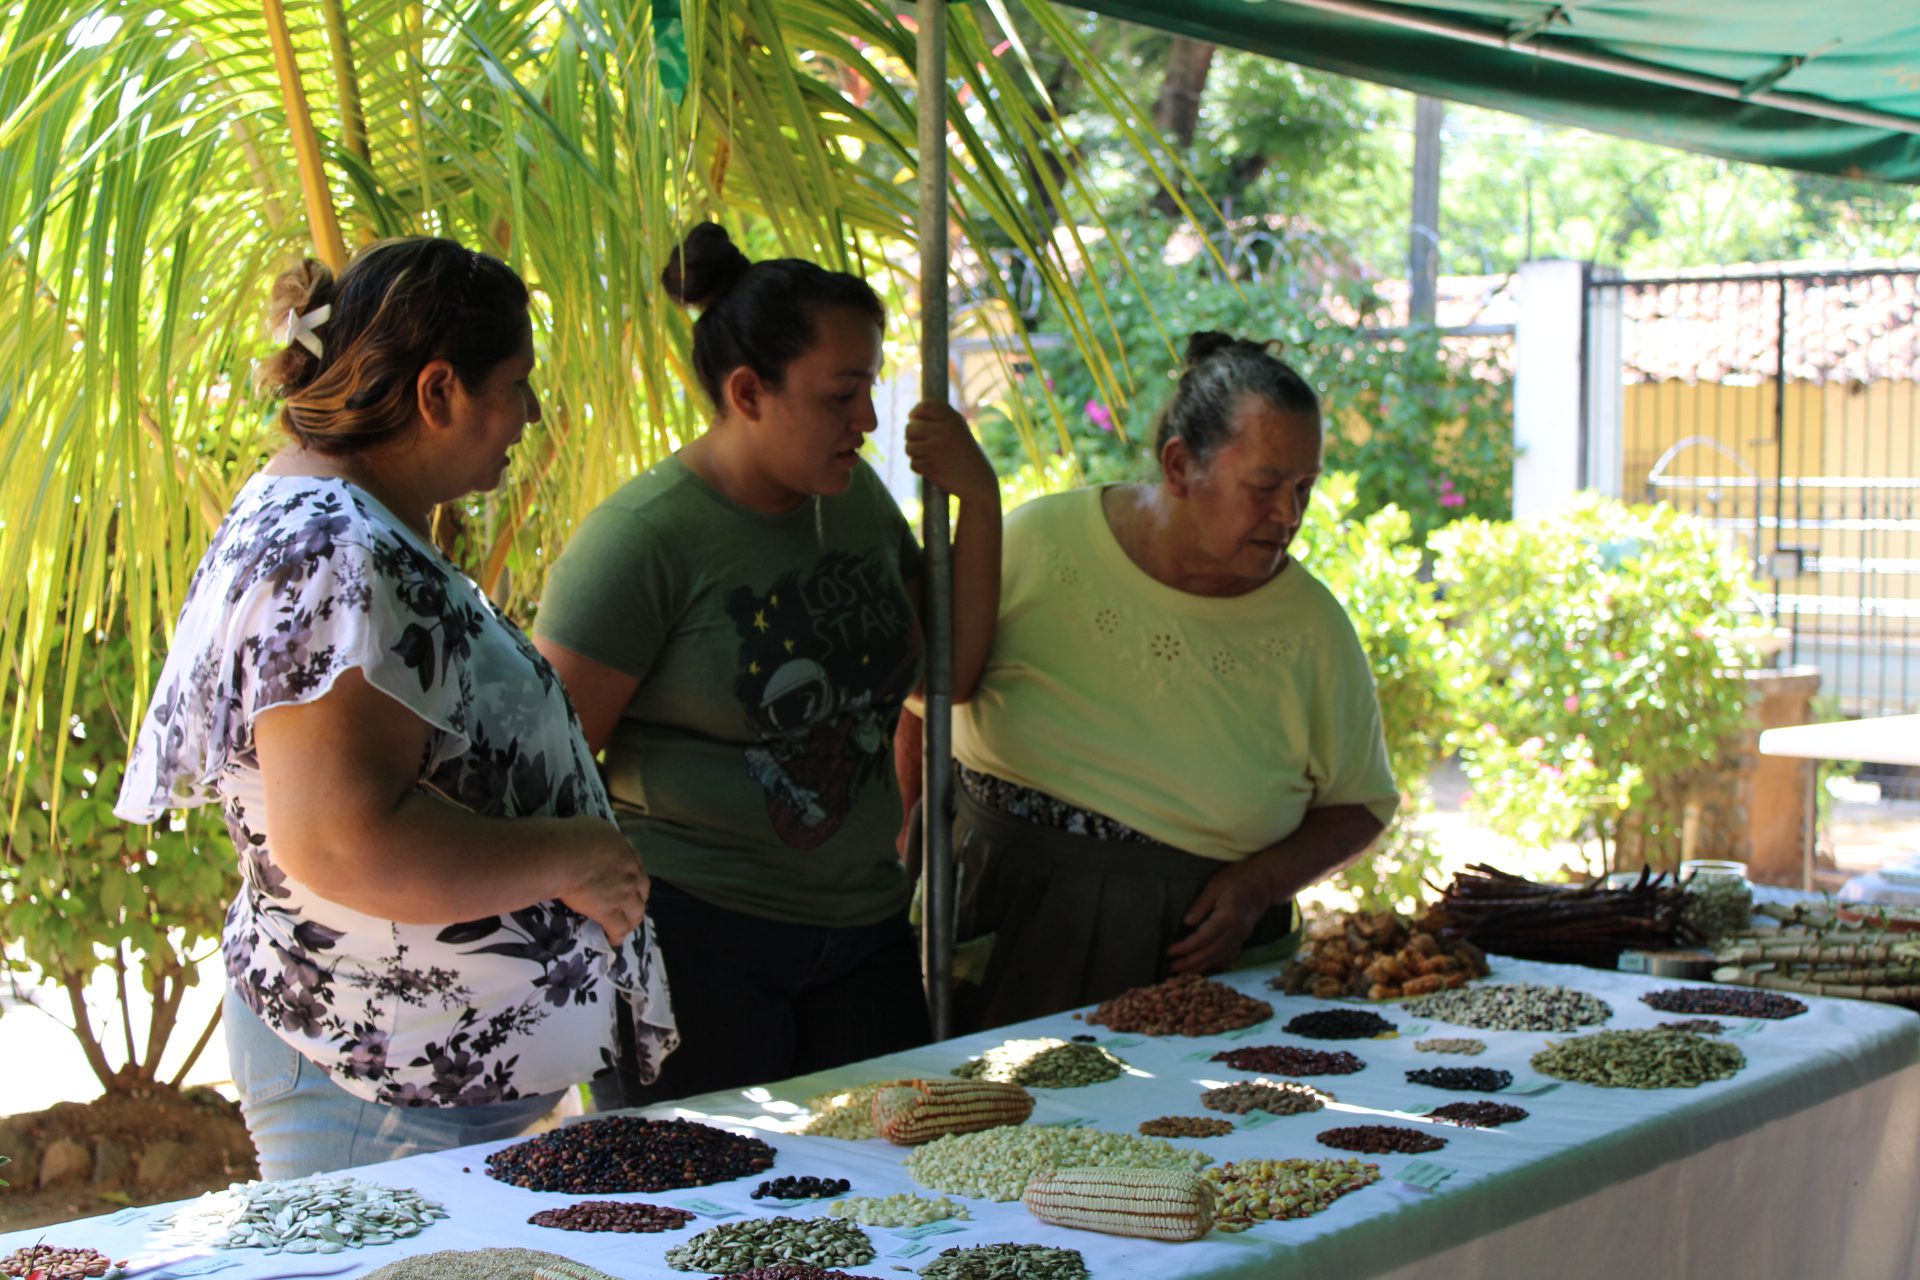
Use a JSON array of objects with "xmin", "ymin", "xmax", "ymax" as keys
[
  {"xmin": 871, "ymin": 1079, "xmax": 1035, "ymax": 1145},
  {"xmin": 1022, "ymin": 1166, "xmax": 1216, "ymax": 1242}
]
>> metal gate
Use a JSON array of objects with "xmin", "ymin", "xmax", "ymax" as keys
[{"xmin": 1589, "ymin": 267, "xmax": 1920, "ymax": 721}]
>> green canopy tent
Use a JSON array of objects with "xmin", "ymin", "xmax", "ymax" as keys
[{"xmin": 911, "ymin": 0, "xmax": 1920, "ymax": 1038}]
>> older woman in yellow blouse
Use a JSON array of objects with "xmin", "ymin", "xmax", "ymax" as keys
[{"xmin": 948, "ymin": 331, "xmax": 1398, "ymax": 1029}]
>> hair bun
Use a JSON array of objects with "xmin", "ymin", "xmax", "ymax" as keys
[
  {"xmin": 663, "ymin": 223, "xmax": 752, "ymax": 308},
  {"xmin": 1183, "ymin": 330, "xmax": 1237, "ymax": 366},
  {"xmin": 254, "ymin": 258, "xmax": 336, "ymax": 397}
]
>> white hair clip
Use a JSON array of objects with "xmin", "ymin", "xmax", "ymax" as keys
[{"xmin": 276, "ymin": 303, "xmax": 332, "ymax": 357}]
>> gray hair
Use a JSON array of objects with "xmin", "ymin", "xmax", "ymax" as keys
[{"xmin": 1152, "ymin": 331, "xmax": 1320, "ymax": 463}]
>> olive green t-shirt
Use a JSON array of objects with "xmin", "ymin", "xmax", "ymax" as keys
[{"xmin": 535, "ymin": 456, "xmax": 923, "ymax": 926}]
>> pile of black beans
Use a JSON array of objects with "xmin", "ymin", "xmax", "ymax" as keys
[
  {"xmin": 1426, "ymin": 1101, "xmax": 1530, "ymax": 1128},
  {"xmin": 753, "ymin": 1175, "xmax": 852, "ymax": 1200},
  {"xmin": 1211, "ymin": 1046, "xmax": 1366, "ymax": 1075},
  {"xmin": 1316, "ymin": 1125, "xmax": 1447, "ymax": 1154},
  {"xmin": 1641, "ymin": 988, "xmax": 1806, "ymax": 1019},
  {"xmin": 1405, "ymin": 1066, "xmax": 1512, "ymax": 1092},
  {"xmin": 1282, "ymin": 1009, "xmax": 1396, "ymax": 1040},
  {"xmin": 484, "ymin": 1117, "xmax": 775, "ymax": 1193}
]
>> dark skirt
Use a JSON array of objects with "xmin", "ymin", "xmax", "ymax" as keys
[{"xmin": 951, "ymin": 788, "xmax": 1299, "ymax": 1032}]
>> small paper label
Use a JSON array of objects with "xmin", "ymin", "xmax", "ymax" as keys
[
  {"xmin": 1238, "ymin": 1110, "xmax": 1280, "ymax": 1130},
  {"xmin": 1182, "ymin": 1049, "xmax": 1218, "ymax": 1063},
  {"xmin": 890, "ymin": 1240, "xmax": 932, "ymax": 1258},
  {"xmin": 1219, "ymin": 1024, "xmax": 1268, "ymax": 1041},
  {"xmin": 103, "ymin": 1207, "xmax": 148, "ymax": 1226},
  {"xmin": 1040, "ymin": 1116, "xmax": 1093, "ymax": 1128},
  {"xmin": 159, "ymin": 1260, "xmax": 242, "ymax": 1278},
  {"xmin": 893, "ymin": 1219, "xmax": 967, "ymax": 1239},
  {"xmin": 681, "ymin": 1197, "xmax": 741, "ymax": 1217},
  {"xmin": 1099, "ymin": 1036, "xmax": 1144, "ymax": 1050},
  {"xmin": 1502, "ymin": 1080, "xmax": 1561, "ymax": 1097},
  {"xmin": 1722, "ymin": 1020, "xmax": 1766, "ymax": 1039},
  {"xmin": 1402, "ymin": 1023, "xmax": 1430, "ymax": 1035},
  {"xmin": 1396, "ymin": 1160, "xmax": 1458, "ymax": 1191}
]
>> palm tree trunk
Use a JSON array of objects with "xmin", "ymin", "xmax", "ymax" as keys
[{"xmin": 262, "ymin": 0, "xmax": 348, "ymax": 269}]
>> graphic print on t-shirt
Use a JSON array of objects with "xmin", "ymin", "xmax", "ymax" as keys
[{"xmin": 727, "ymin": 549, "xmax": 918, "ymax": 848}]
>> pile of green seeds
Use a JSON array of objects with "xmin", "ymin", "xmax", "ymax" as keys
[
  {"xmin": 662, "ymin": 1218, "xmax": 874, "ymax": 1274},
  {"xmin": 905, "ymin": 1125, "xmax": 1212, "ymax": 1201},
  {"xmin": 1532, "ymin": 1029, "xmax": 1745, "ymax": 1088},
  {"xmin": 1200, "ymin": 1080, "xmax": 1329, "ymax": 1115},
  {"xmin": 951, "ymin": 1037, "xmax": 1125, "ymax": 1088},
  {"xmin": 918, "ymin": 1244, "xmax": 1088, "ymax": 1280},
  {"xmin": 1205, "ymin": 1158, "xmax": 1381, "ymax": 1231},
  {"xmin": 1403, "ymin": 983, "xmax": 1613, "ymax": 1032}
]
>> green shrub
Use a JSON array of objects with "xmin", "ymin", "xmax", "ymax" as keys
[
  {"xmin": 1432, "ymin": 498, "xmax": 1759, "ymax": 874},
  {"xmin": 2, "ymin": 626, "xmax": 235, "ymax": 1091},
  {"xmin": 980, "ymin": 251, "xmax": 1512, "ymax": 543},
  {"xmin": 1294, "ymin": 475, "xmax": 1458, "ymax": 910}
]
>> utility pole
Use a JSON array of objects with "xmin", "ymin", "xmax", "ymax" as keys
[{"xmin": 1409, "ymin": 95, "xmax": 1443, "ymax": 326}]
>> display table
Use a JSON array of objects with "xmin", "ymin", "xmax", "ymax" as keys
[
  {"xmin": 1758, "ymin": 713, "xmax": 1920, "ymax": 890},
  {"xmin": 4, "ymin": 956, "xmax": 1916, "ymax": 1280}
]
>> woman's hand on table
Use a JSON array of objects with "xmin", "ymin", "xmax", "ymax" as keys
[{"xmin": 1167, "ymin": 859, "xmax": 1281, "ymax": 975}]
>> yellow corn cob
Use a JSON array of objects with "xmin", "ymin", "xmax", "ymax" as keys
[
  {"xmin": 871, "ymin": 1079, "xmax": 1036, "ymax": 1145},
  {"xmin": 1022, "ymin": 1166, "xmax": 1216, "ymax": 1242}
]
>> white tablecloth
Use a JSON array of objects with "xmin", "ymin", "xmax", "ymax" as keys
[{"xmin": 6, "ymin": 956, "xmax": 1916, "ymax": 1280}]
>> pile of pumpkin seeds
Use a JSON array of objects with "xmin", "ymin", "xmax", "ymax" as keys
[
  {"xmin": 160, "ymin": 1174, "xmax": 446, "ymax": 1253},
  {"xmin": 1204, "ymin": 1158, "xmax": 1381, "ymax": 1231},
  {"xmin": 905, "ymin": 1126, "xmax": 1212, "ymax": 1201},
  {"xmin": 918, "ymin": 1244, "xmax": 1088, "ymax": 1280},
  {"xmin": 662, "ymin": 1218, "xmax": 875, "ymax": 1273},
  {"xmin": 951, "ymin": 1038, "xmax": 1125, "ymax": 1088},
  {"xmin": 1531, "ymin": 1029, "xmax": 1745, "ymax": 1088},
  {"xmin": 1402, "ymin": 983, "xmax": 1612, "ymax": 1032}
]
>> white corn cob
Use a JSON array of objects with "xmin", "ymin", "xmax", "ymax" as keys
[
  {"xmin": 1023, "ymin": 1166, "xmax": 1216, "ymax": 1242},
  {"xmin": 871, "ymin": 1079, "xmax": 1035, "ymax": 1145}
]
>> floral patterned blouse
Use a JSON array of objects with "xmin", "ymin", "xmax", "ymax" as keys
[{"xmin": 116, "ymin": 474, "xmax": 677, "ymax": 1107}]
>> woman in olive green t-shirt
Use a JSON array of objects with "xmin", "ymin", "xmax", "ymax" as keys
[{"xmin": 534, "ymin": 223, "xmax": 1001, "ymax": 1106}]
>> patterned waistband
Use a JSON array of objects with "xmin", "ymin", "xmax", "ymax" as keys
[{"xmin": 955, "ymin": 763, "xmax": 1172, "ymax": 848}]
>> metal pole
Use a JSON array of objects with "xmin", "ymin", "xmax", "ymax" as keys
[
  {"xmin": 1408, "ymin": 95, "xmax": 1442, "ymax": 327},
  {"xmin": 915, "ymin": 0, "xmax": 956, "ymax": 1042}
]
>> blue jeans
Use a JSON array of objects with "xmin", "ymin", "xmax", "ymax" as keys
[{"xmin": 223, "ymin": 987, "xmax": 565, "ymax": 1180}]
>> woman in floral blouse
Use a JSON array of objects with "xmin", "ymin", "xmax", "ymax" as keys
[{"xmin": 116, "ymin": 238, "xmax": 676, "ymax": 1178}]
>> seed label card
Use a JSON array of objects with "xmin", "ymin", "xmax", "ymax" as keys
[
  {"xmin": 894, "ymin": 1220, "xmax": 968, "ymax": 1239},
  {"xmin": 680, "ymin": 1198, "xmax": 743, "ymax": 1217},
  {"xmin": 1394, "ymin": 1160, "xmax": 1459, "ymax": 1193}
]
